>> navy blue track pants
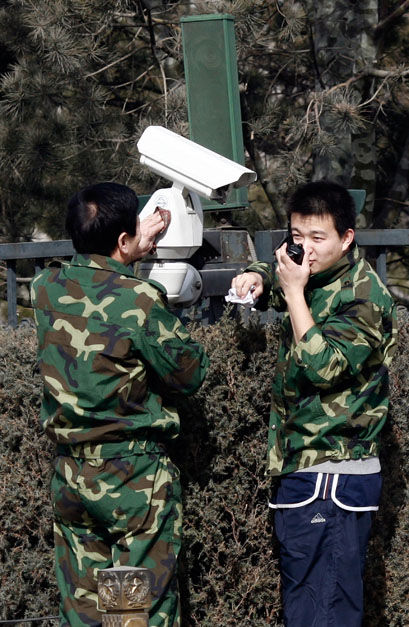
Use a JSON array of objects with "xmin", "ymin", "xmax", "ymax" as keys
[{"xmin": 275, "ymin": 499, "xmax": 373, "ymax": 627}]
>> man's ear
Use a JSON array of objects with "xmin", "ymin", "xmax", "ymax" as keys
[
  {"xmin": 341, "ymin": 228, "xmax": 355, "ymax": 252},
  {"xmin": 110, "ymin": 231, "xmax": 129, "ymax": 263},
  {"xmin": 117, "ymin": 231, "xmax": 129, "ymax": 254}
]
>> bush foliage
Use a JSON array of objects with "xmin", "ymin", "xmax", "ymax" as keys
[{"xmin": 1, "ymin": 310, "xmax": 409, "ymax": 625}]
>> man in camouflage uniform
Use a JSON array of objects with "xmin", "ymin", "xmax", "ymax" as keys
[
  {"xmin": 232, "ymin": 181, "xmax": 397, "ymax": 626},
  {"xmin": 30, "ymin": 182, "xmax": 209, "ymax": 627}
]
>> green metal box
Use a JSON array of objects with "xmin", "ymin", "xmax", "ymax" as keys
[{"xmin": 181, "ymin": 14, "xmax": 248, "ymax": 210}]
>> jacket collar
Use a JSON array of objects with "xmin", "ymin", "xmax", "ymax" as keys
[
  {"xmin": 70, "ymin": 253, "xmax": 135, "ymax": 278},
  {"xmin": 307, "ymin": 242, "xmax": 360, "ymax": 290}
]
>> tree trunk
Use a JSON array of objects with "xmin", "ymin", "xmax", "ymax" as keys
[
  {"xmin": 305, "ymin": 0, "xmax": 378, "ymax": 225},
  {"xmin": 376, "ymin": 127, "xmax": 409, "ymax": 228}
]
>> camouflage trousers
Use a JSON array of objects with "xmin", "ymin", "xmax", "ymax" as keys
[{"xmin": 51, "ymin": 449, "xmax": 182, "ymax": 627}]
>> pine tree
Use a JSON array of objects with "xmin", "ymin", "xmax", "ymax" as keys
[
  {"xmin": 0, "ymin": 0, "xmax": 408, "ymax": 275},
  {"xmin": 0, "ymin": 0, "xmax": 188, "ymax": 241},
  {"xmin": 228, "ymin": 0, "xmax": 409, "ymax": 230}
]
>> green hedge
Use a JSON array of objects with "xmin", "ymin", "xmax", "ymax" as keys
[{"xmin": 0, "ymin": 310, "xmax": 408, "ymax": 626}]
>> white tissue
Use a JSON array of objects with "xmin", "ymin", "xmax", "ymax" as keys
[{"xmin": 225, "ymin": 287, "xmax": 258, "ymax": 307}]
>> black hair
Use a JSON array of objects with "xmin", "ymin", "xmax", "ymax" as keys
[
  {"xmin": 65, "ymin": 182, "xmax": 139, "ymax": 255},
  {"xmin": 287, "ymin": 181, "xmax": 356, "ymax": 236}
]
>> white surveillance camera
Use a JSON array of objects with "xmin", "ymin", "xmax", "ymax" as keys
[
  {"xmin": 137, "ymin": 126, "xmax": 257, "ymax": 204},
  {"xmin": 136, "ymin": 125, "xmax": 257, "ymax": 307}
]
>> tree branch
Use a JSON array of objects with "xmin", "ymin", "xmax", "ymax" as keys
[
  {"xmin": 0, "ymin": 268, "xmax": 33, "ymax": 283},
  {"xmin": 308, "ymin": 23, "xmax": 325, "ymax": 89},
  {"xmin": 382, "ymin": 197, "xmax": 409, "ymax": 208},
  {"xmin": 374, "ymin": 0, "xmax": 409, "ymax": 38},
  {"xmin": 325, "ymin": 66, "xmax": 409, "ymax": 96},
  {"xmin": 84, "ymin": 48, "xmax": 140, "ymax": 79},
  {"xmin": 110, "ymin": 64, "xmax": 156, "ymax": 89}
]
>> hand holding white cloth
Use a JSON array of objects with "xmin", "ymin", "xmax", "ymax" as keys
[{"xmin": 225, "ymin": 286, "xmax": 258, "ymax": 307}]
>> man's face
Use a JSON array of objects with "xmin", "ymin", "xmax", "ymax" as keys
[{"xmin": 290, "ymin": 212, "xmax": 354, "ymax": 275}]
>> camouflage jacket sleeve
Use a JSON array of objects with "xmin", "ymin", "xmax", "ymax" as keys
[
  {"xmin": 244, "ymin": 260, "xmax": 287, "ymax": 311},
  {"xmin": 291, "ymin": 297, "xmax": 397, "ymax": 390},
  {"xmin": 136, "ymin": 292, "xmax": 209, "ymax": 396}
]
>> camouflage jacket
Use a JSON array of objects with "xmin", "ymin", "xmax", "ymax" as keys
[
  {"xmin": 247, "ymin": 244, "xmax": 397, "ymax": 476},
  {"xmin": 30, "ymin": 253, "xmax": 209, "ymax": 458}
]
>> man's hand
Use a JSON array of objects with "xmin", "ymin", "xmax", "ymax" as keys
[
  {"xmin": 137, "ymin": 212, "xmax": 168, "ymax": 258},
  {"xmin": 275, "ymin": 242, "xmax": 311, "ymax": 298},
  {"xmin": 276, "ymin": 243, "xmax": 314, "ymax": 344},
  {"xmin": 231, "ymin": 271, "xmax": 264, "ymax": 300}
]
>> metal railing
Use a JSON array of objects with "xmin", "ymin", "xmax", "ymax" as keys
[
  {"xmin": 0, "ymin": 229, "xmax": 408, "ymax": 327},
  {"xmin": 0, "ymin": 230, "xmax": 255, "ymax": 327}
]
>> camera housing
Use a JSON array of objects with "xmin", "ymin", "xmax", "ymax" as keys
[{"xmin": 137, "ymin": 126, "xmax": 256, "ymax": 204}]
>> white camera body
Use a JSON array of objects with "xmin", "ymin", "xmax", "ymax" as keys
[
  {"xmin": 138, "ymin": 260, "xmax": 203, "ymax": 306},
  {"xmin": 137, "ymin": 126, "xmax": 257, "ymax": 306},
  {"xmin": 138, "ymin": 186, "xmax": 203, "ymax": 260}
]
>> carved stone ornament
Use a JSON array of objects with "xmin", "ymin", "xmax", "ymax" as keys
[
  {"xmin": 123, "ymin": 571, "xmax": 151, "ymax": 606},
  {"xmin": 98, "ymin": 567, "xmax": 151, "ymax": 613},
  {"xmin": 98, "ymin": 573, "xmax": 121, "ymax": 609},
  {"xmin": 102, "ymin": 614, "xmax": 149, "ymax": 627}
]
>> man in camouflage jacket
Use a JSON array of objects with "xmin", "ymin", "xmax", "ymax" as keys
[
  {"xmin": 232, "ymin": 181, "xmax": 397, "ymax": 627},
  {"xmin": 30, "ymin": 182, "xmax": 209, "ymax": 627}
]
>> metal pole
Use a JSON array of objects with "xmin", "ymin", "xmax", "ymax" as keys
[
  {"xmin": 376, "ymin": 247, "xmax": 387, "ymax": 284},
  {"xmin": 6, "ymin": 260, "xmax": 17, "ymax": 328}
]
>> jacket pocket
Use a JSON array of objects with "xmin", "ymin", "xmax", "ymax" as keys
[{"xmin": 285, "ymin": 393, "xmax": 341, "ymax": 450}]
